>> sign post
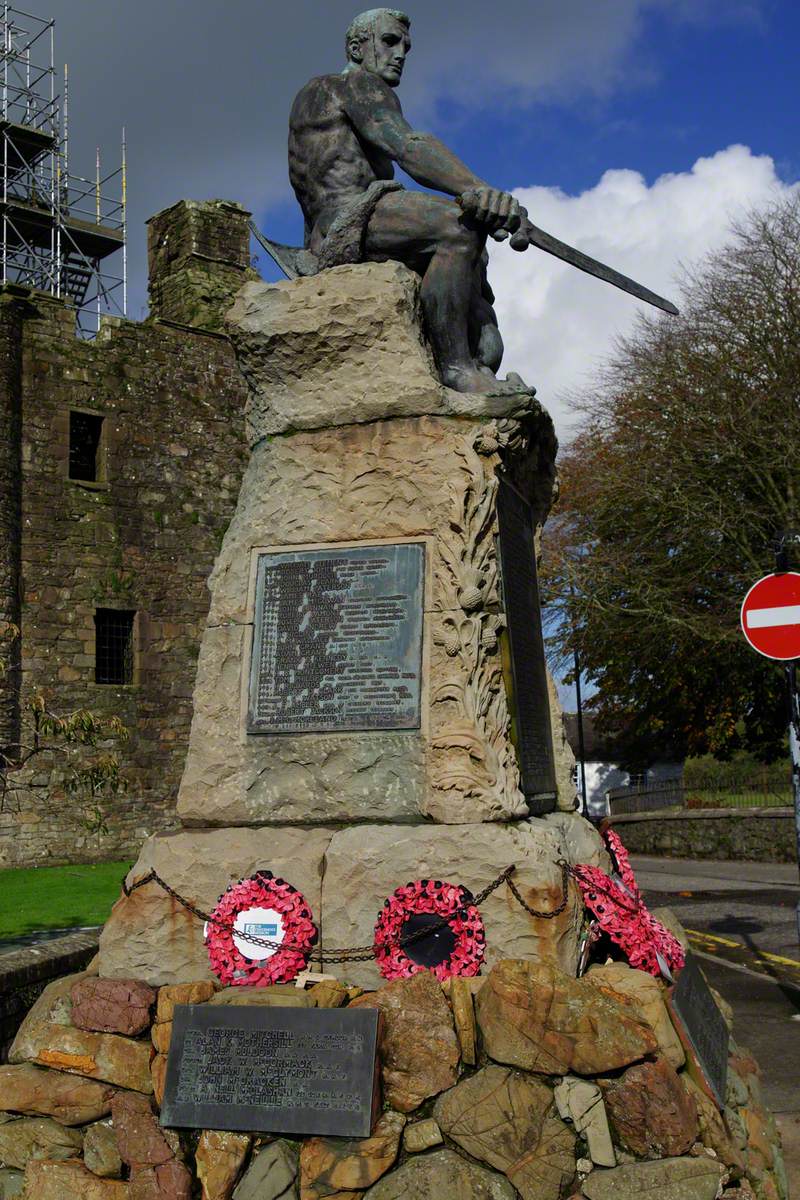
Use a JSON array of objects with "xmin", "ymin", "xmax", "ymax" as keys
[{"xmin": 740, "ymin": 542, "xmax": 800, "ymax": 946}]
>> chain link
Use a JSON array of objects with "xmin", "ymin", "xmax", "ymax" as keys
[{"xmin": 121, "ymin": 859, "xmax": 572, "ymax": 965}]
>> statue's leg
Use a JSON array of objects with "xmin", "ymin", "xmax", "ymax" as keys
[
  {"xmin": 469, "ymin": 253, "xmax": 504, "ymax": 375},
  {"xmin": 365, "ymin": 191, "xmax": 513, "ymax": 394}
]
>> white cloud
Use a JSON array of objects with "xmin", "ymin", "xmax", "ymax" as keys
[{"xmin": 489, "ymin": 145, "xmax": 799, "ymax": 442}]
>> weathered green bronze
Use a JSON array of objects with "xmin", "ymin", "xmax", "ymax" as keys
[{"xmin": 275, "ymin": 7, "xmax": 677, "ymax": 395}]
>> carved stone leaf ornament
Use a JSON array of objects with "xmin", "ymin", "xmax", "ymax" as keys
[{"xmin": 430, "ymin": 420, "xmax": 530, "ymax": 820}]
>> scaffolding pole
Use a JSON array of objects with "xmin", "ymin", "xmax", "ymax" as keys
[{"xmin": 0, "ymin": 4, "xmax": 127, "ymax": 334}]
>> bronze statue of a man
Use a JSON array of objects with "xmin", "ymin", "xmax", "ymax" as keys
[
  {"xmin": 288, "ymin": 8, "xmax": 526, "ymax": 395},
  {"xmin": 284, "ymin": 9, "xmax": 676, "ymax": 396}
]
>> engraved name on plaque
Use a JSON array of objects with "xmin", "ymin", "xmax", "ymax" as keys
[
  {"xmin": 160, "ymin": 1004, "xmax": 381, "ymax": 1138},
  {"xmin": 496, "ymin": 474, "xmax": 557, "ymax": 812},
  {"xmin": 248, "ymin": 542, "xmax": 425, "ymax": 734}
]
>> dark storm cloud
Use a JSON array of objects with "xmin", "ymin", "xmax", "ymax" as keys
[{"xmin": 32, "ymin": 0, "xmax": 759, "ymax": 316}]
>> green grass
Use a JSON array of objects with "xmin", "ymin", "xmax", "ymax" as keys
[{"xmin": 0, "ymin": 861, "xmax": 132, "ymax": 939}]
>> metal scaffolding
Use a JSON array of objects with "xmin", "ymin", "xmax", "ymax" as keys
[{"xmin": 0, "ymin": 3, "xmax": 126, "ymax": 334}]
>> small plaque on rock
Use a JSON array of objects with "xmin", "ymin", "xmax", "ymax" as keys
[
  {"xmin": 160, "ymin": 1004, "xmax": 381, "ymax": 1137},
  {"xmin": 248, "ymin": 542, "xmax": 425, "ymax": 733},
  {"xmin": 667, "ymin": 952, "xmax": 729, "ymax": 1108}
]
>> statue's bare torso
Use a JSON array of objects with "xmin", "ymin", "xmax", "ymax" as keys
[{"xmin": 289, "ymin": 72, "xmax": 396, "ymax": 251}]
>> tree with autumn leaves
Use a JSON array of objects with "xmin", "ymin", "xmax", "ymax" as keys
[{"xmin": 544, "ymin": 197, "xmax": 800, "ymax": 767}]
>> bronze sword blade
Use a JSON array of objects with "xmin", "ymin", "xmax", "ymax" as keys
[{"xmin": 518, "ymin": 221, "xmax": 679, "ymax": 315}]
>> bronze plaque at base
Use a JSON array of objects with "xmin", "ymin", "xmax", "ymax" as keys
[
  {"xmin": 248, "ymin": 542, "xmax": 425, "ymax": 734},
  {"xmin": 496, "ymin": 475, "xmax": 557, "ymax": 813},
  {"xmin": 160, "ymin": 1004, "xmax": 381, "ymax": 1137},
  {"xmin": 667, "ymin": 953, "xmax": 729, "ymax": 1108}
]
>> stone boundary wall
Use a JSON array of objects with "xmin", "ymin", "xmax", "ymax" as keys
[
  {"xmin": 0, "ymin": 929, "xmax": 99, "ymax": 1060},
  {"xmin": 607, "ymin": 807, "xmax": 794, "ymax": 862}
]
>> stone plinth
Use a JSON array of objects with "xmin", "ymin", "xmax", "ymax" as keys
[
  {"xmin": 176, "ymin": 261, "xmax": 567, "ymax": 829},
  {"xmin": 229, "ymin": 261, "xmax": 538, "ymax": 443},
  {"xmin": 98, "ymin": 814, "xmax": 606, "ymax": 988}
]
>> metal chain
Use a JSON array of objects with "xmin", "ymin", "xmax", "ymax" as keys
[
  {"xmin": 121, "ymin": 860, "xmax": 572, "ymax": 965},
  {"xmin": 506, "ymin": 859, "xmax": 571, "ymax": 919}
]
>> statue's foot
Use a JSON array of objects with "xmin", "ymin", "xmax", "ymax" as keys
[{"xmin": 442, "ymin": 364, "xmax": 533, "ymax": 395}]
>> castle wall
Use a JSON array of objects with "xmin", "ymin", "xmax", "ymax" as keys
[{"xmin": 0, "ymin": 202, "xmax": 251, "ymax": 867}]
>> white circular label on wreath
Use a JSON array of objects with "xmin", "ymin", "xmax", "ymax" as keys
[{"xmin": 232, "ymin": 907, "xmax": 285, "ymax": 961}]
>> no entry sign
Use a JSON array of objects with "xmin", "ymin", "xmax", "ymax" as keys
[{"xmin": 740, "ymin": 572, "xmax": 800, "ymax": 661}]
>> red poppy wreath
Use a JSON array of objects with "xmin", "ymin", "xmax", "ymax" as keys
[
  {"xmin": 205, "ymin": 870, "xmax": 318, "ymax": 986},
  {"xmin": 374, "ymin": 878, "xmax": 486, "ymax": 982}
]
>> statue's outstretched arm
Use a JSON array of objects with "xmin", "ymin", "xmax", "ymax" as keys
[{"xmin": 343, "ymin": 71, "xmax": 487, "ymax": 198}]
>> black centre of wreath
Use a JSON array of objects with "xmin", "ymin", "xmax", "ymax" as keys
[{"xmin": 400, "ymin": 913, "xmax": 457, "ymax": 967}]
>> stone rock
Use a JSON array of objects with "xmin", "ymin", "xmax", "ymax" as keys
[
  {"xmin": 476, "ymin": 960, "xmax": 657, "ymax": 1075},
  {"xmin": 403, "ymin": 1119, "xmax": 443, "ymax": 1153},
  {"xmin": 71, "ymin": 978, "xmax": 156, "ymax": 1037},
  {"xmin": 581, "ymin": 1157, "xmax": 725, "ymax": 1200},
  {"xmin": 350, "ymin": 972, "xmax": 459, "ymax": 1111},
  {"xmin": 208, "ymin": 986, "xmax": 315, "ymax": 1008},
  {"xmin": 98, "ymin": 827, "xmax": 331, "ymax": 986},
  {"xmin": 233, "ymin": 1140, "xmax": 298, "ymax": 1200},
  {"xmin": 9, "ymin": 973, "xmax": 152, "ymax": 1094},
  {"xmin": 728, "ymin": 1047, "xmax": 762, "ymax": 1107},
  {"xmin": 586, "ymin": 962, "xmax": 685, "ymax": 1070},
  {"xmin": 0, "ymin": 1064, "xmax": 114, "ymax": 1125},
  {"xmin": 299, "ymin": 1111, "xmax": 405, "ymax": 1197},
  {"xmin": 150, "ymin": 1024, "xmax": 171, "ymax": 1056},
  {"xmin": 150, "ymin": 1056, "xmax": 167, "ymax": 1108},
  {"xmin": 603, "ymin": 1058, "xmax": 699, "ymax": 1158},
  {"xmin": 541, "ymin": 812, "xmax": 611, "ymax": 870},
  {"xmin": 21, "ymin": 1159, "xmax": 129, "ymax": 1198},
  {"xmin": 308, "ymin": 981, "xmax": 348, "ymax": 1009},
  {"xmin": 434, "ymin": 1065, "xmax": 551, "ymax": 1173},
  {"xmin": 0, "ymin": 1168, "xmax": 23, "ymax": 1198},
  {"xmin": 84, "ymin": 1120, "xmax": 123, "ymax": 1179},
  {"xmin": 227, "ymin": 263, "xmax": 536, "ymax": 443},
  {"xmin": 506, "ymin": 1113, "xmax": 576, "ymax": 1200},
  {"xmin": 156, "ymin": 981, "xmax": 217, "ymax": 1024},
  {"xmin": 0, "ymin": 1113, "xmax": 82, "ymax": 1168},
  {"xmin": 449, "ymin": 976, "xmax": 477, "ymax": 1066},
  {"xmin": 128, "ymin": 1160, "xmax": 192, "ymax": 1200},
  {"xmin": 322, "ymin": 822, "xmax": 583, "ymax": 989},
  {"xmin": 682, "ymin": 1077, "xmax": 745, "ymax": 1174},
  {"xmin": 195, "ymin": 1130, "xmax": 251, "ymax": 1200},
  {"xmin": 110, "ymin": 1092, "xmax": 174, "ymax": 1170},
  {"xmin": 150, "ymin": 980, "xmax": 218, "ymax": 1057},
  {"xmin": 434, "ymin": 1064, "xmax": 575, "ymax": 1197},
  {"xmin": 437, "ymin": 1064, "xmax": 575, "ymax": 1197},
  {"xmin": 554, "ymin": 1077, "xmax": 615, "ymax": 1167},
  {"xmin": 363, "ymin": 1148, "xmax": 517, "ymax": 1200}
]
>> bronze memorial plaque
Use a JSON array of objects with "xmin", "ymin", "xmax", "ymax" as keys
[
  {"xmin": 496, "ymin": 475, "xmax": 557, "ymax": 812},
  {"xmin": 160, "ymin": 1004, "xmax": 381, "ymax": 1137},
  {"xmin": 248, "ymin": 542, "xmax": 425, "ymax": 734}
]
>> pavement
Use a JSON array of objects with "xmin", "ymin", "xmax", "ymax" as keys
[{"xmin": 632, "ymin": 854, "xmax": 800, "ymax": 1193}]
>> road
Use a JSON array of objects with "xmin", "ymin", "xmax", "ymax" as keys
[{"xmin": 631, "ymin": 855, "xmax": 800, "ymax": 1188}]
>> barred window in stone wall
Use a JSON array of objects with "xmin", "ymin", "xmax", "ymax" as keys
[{"xmin": 95, "ymin": 609, "xmax": 135, "ymax": 685}]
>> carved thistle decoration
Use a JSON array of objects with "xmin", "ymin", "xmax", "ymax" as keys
[{"xmin": 428, "ymin": 419, "xmax": 530, "ymax": 822}]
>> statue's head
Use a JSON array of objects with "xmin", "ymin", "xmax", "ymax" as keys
[{"xmin": 345, "ymin": 8, "xmax": 411, "ymax": 87}]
